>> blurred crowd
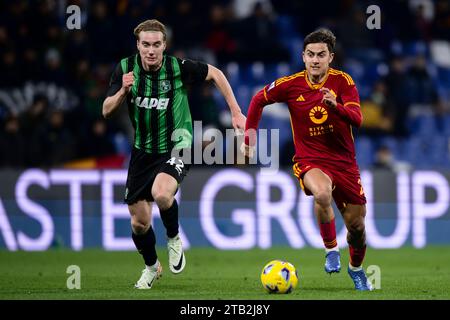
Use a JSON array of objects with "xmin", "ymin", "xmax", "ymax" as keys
[{"xmin": 1, "ymin": 0, "xmax": 450, "ymax": 169}]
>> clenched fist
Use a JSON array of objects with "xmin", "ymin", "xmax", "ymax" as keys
[
  {"xmin": 320, "ymin": 87, "xmax": 337, "ymax": 108},
  {"xmin": 122, "ymin": 72, "xmax": 134, "ymax": 92}
]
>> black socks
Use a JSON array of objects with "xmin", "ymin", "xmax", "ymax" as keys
[
  {"xmin": 132, "ymin": 199, "xmax": 179, "ymax": 266},
  {"xmin": 132, "ymin": 226, "xmax": 157, "ymax": 266},
  {"xmin": 160, "ymin": 199, "xmax": 179, "ymax": 238}
]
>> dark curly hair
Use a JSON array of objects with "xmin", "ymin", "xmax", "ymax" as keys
[{"xmin": 303, "ymin": 28, "xmax": 336, "ymax": 53}]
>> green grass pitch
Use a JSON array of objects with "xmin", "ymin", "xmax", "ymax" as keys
[{"xmin": 0, "ymin": 246, "xmax": 449, "ymax": 300}]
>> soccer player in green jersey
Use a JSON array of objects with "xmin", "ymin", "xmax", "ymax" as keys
[{"xmin": 103, "ymin": 19, "xmax": 246, "ymax": 289}]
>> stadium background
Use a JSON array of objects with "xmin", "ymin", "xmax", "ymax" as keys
[{"xmin": 0, "ymin": 0, "xmax": 450, "ymax": 300}]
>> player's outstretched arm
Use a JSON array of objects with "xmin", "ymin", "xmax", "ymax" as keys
[
  {"xmin": 103, "ymin": 71, "xmax": 134, "ymax": 119},
  {"xmin": 205, "ymin": 64, "xmax": 246, "ymax": 131},
  {"xmin": 241, "ymin": 88, "xmax": 270, "ymax": 159}
]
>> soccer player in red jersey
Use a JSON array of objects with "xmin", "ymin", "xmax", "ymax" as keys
[{"xmin": 242, "ymin": 28, "xmax": 373, "ymax": 290}]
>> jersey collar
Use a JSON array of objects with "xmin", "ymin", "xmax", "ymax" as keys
[{"xmin": 304, "ymin": 68, "xmax": 330, "ymax": 90}]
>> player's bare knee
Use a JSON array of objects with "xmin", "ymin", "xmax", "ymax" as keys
[
  {"xmin": 348, "ymin": 220, "xmax": 365, "ymax": 238},
  {"xmin": 314, "ymin": 189, "xmax": 332, "ymax": 208},
  {"xmin": 153, "ymin": 192, "xmax": 173, "ymax": 211},
  {"xmin": 131, "ymin": 220, "xmax": 150, "ymax": 235}
]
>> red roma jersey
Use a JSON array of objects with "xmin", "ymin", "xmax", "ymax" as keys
[{"xmin": 245, "ymin": 68, "xmax": 363, "ymax": 169}]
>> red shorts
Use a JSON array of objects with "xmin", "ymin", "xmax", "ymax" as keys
[{"xmin": 292, "ymin": 162, "xmax": 366, "ymax": 210}]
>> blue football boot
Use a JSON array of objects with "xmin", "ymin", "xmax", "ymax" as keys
[
  {"xmin": 347, "ymin": 266, "xmax": 373, "ymax": 291},
  {"xmin": 324, "ymin": 251, "xmax": 341, "ymax": 274}
]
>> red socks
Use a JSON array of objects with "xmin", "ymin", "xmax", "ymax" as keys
[
  {"xmin": 319, "ymin": 218, "xmax": 337, "ymax": 249},
  {"xmin": 349, "ymin": 245, "xmax": 366, "ymax": 267},
  {"xmin": 320, "ymin": 218, "xmax": 367, "ymax": 267}
]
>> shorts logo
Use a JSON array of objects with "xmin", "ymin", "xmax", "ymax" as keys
[
  {"xmin": 309, "ymin": 106, "xmax": 328, "ymax": 124},
  {"xmin": 160, "ymin": 80, "xmax": 171, "ymax": 93},
  {"xmin": 167, "ymin": 157, "xmax": 184, "ymax": 176},
  {"xmin": 124, "ymin": 188, "xmax": 129, "ymax": 199}
]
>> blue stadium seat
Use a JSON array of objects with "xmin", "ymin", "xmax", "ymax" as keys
[
  {"xmin": 404, "ymin": 136, "xmax": 429, "ymax": 169},
  {"xmin": 276, "ymin": 15, "xmax": 297, "ymax": 38},
  {"xmin": 113, "ymin": 132, "xmax": 131, "ymax": 156},
  {"xmin": 250, "ymin": 62, "xmax": 266, "ymax": 83},
  {"xmin": 236, "ymin": 85, "xmax": 251, "ymax": 110},
  {"xmin": 442, "ymin": 115, "xmax": 450, "ymax": 137},
  {"xmin": 404, "ymin": 41, "xmax": 429, "ymax": 57},
  {"xmin": 212, "ymin": 87, "xmax": 227, "ymax": 111},
  {"xmin": 408, "ymin": 114, "xmax": 439, "ymax": 138},
  {"xmin": 378, "ymin": 136, "xmax": 401, "ymax": 160},
  {"xmin": 276, "ymin": 62, "xmax": 291, "ymax": 78},
  {"xmin": 225, "ymin": 62, "xmax": 240, "ymax": 87},
  {"xmin": 343, "ymin": 59, "xmax": 364, "ymax": 87},
  {"xmin": 428, "ymin": 136, "xmax": 448, "ymax": 167},
  {"xmin": 239, "ymin": 62, "xmax": 265, "ymax": 86},
  {"xmin": 437, "ymin": 84, "xmax": 450, "ymax": 107},
  {"xmin": 358, "ymin": 84, "xmax": 372, "ymax": 101},
  {"xmin": 391, "ymin": 40, "xmax": 429, "ymax": 57},
  {"xmin": 437, "ymin": 67, "xmax": 450, "ymax": 104},
  {"xmin": 283, "ymin": 37, "xmax": 303, "ymax": 68},
  {"xmin": 355, "ymin": 136, "xmax": 374, "ymax": 168},
  {"xmin": 437, "ymin": 66, "xmax": 450, "ymax": 84}
]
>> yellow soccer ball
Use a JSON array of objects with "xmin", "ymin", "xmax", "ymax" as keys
[{"xmin": 260, "ymin": 260, "xmax": 299, "ymax": 294}]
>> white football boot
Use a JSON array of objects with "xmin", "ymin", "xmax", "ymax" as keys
[
  {"xmin": 167, "ymin": 234, "xmax": 186, "ymax": 274},
  {"xmin": 134, "ymin": 261, "xmax": 162, "ymax": 289}
]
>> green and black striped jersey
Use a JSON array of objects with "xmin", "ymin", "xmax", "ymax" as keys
[{"xmin": 107, "ymin": 54, "xmax": 208, "ymax": 154}]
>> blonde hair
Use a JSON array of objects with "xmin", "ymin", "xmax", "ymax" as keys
[{"xmin": 134, "ymin": 19, "xmax": 167, "ymax": 41}]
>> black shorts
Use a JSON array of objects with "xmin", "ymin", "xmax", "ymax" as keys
[{"xmin": 124, "ymin": 147, "xmax": 189, "ymax": 205}]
